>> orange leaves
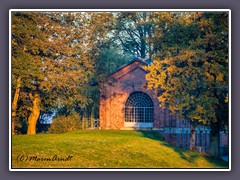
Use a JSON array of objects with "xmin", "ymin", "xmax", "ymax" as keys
[
  {"xmin": 216, "ymin": 73, "xmax": 224, "ymax": 82},
  {"xmin": 145, "ymin": 12, "xmax": 228, "ymax": 126},
  {"xmin": 12, "ymin": 12, "xmax": 97, "ymax": 113}
]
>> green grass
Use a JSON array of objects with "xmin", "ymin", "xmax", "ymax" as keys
[{"xmin": 12, "ymin": 130, "xmax": 228, "ymax": 169}]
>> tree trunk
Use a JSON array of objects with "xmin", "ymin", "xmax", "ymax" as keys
[
  {"xmin": 209, "ymin": 123, "xmax": 220, "ymax": 158},
  {"xmin": 12, "ymin": 77, "xmax": 21, "ymax": 135},
  {"xmin": 190, "ymin": 125, "xmax": 196, "ymax": 151},
  {"xmin": 210, "ymin": 135, "xmax": 219, "ymax": 158},
  {"xmin": 140, "ymin": 35, "xmax": 146, "ymax": 59},
  {"xmin": 27, "ymin": 93, "xmax": 41, "ymax": 135}
]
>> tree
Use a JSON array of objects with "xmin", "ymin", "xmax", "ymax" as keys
[
  {"xmin": 11, "ymin": 12, "xmax": 95, "ymax": 134},
  {"xmin": 110, "ymin": 12, "xmax": 154, "ymax": 59},
  {"xmin": 110, "ymin": 12, "xmax": 180, "ymax": 59},
  {"xmin": 12, "ymin": 12, "xmax": 47, "ymax": 134},
  {"xmin": 145, "ymin": 12, "xmax": 229, "ymax": 155}
]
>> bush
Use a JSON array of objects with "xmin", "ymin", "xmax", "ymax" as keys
[{"xmin": 47, "ymin": 111, "xmax": 82, "ymax": 134}]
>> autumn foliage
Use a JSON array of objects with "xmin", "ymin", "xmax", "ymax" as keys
[{"xmin": 11, "ymin": 11, "xmax": 229, "ymax": 136}]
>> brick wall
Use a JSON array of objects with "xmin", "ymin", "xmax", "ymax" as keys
[{"xmin": 99, "ymin": 60, "xmax": 167, "ymax": 129}]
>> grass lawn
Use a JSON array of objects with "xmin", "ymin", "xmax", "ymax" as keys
[{"xmin": 12, "ymin": 130, "xmax": 228, "ymax": 169}]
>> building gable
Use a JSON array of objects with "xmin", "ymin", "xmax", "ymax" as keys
[{"xmin": 109, "ymin": 58, "xmax": 148, "ymax": 80}]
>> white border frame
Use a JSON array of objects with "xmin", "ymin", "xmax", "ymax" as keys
[{"xmin": 9, "ymin": 9, "xmax": 231, "ymax": 171}]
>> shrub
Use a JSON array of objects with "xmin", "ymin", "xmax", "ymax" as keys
[{"xmin": 47, "ymin": 111, "xmax": 82, "ymax": 134}]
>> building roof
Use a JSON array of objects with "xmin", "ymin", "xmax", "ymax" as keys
[{"xmin": 108, "ymin": 57, "xmax": 151, "ymax": 77}]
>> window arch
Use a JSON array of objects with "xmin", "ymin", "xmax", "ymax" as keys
[{"xmin": 124, "ymin": 92, "xmax": 154, "ymax": 123}]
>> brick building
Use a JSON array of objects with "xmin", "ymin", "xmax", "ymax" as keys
[{"xmin": 99, "ymin": 57, "xmax": 228, "ymax": 155}]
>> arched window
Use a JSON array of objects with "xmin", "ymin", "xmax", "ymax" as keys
[{"xmin": 124, "ymin": 92, "xmax": 154, "ymax": 123}]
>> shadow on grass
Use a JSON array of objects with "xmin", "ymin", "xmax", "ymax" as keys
[
  {"xmin": 161, "ymin": 141, "xmax": 199, "ymax": 163},
  {"xmin": 138, "ymin": 130, "xmax": 228, "ymax": 168},
  {"xmin": 138, "ymin": 130, "xmax": 198, "ymax": 162}
]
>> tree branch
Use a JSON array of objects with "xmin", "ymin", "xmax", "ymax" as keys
[
  {"xmin": 29, "ymin": 93, "xmax": 34, "ymax": 100},
  {"xmin": 24, "ymin": 105, "xmax": 33, "ymax": 112}
]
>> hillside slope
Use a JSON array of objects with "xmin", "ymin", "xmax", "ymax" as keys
[{"xmin": 12, "ymin": 130, "xmax": 228, "ymax": 169}]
